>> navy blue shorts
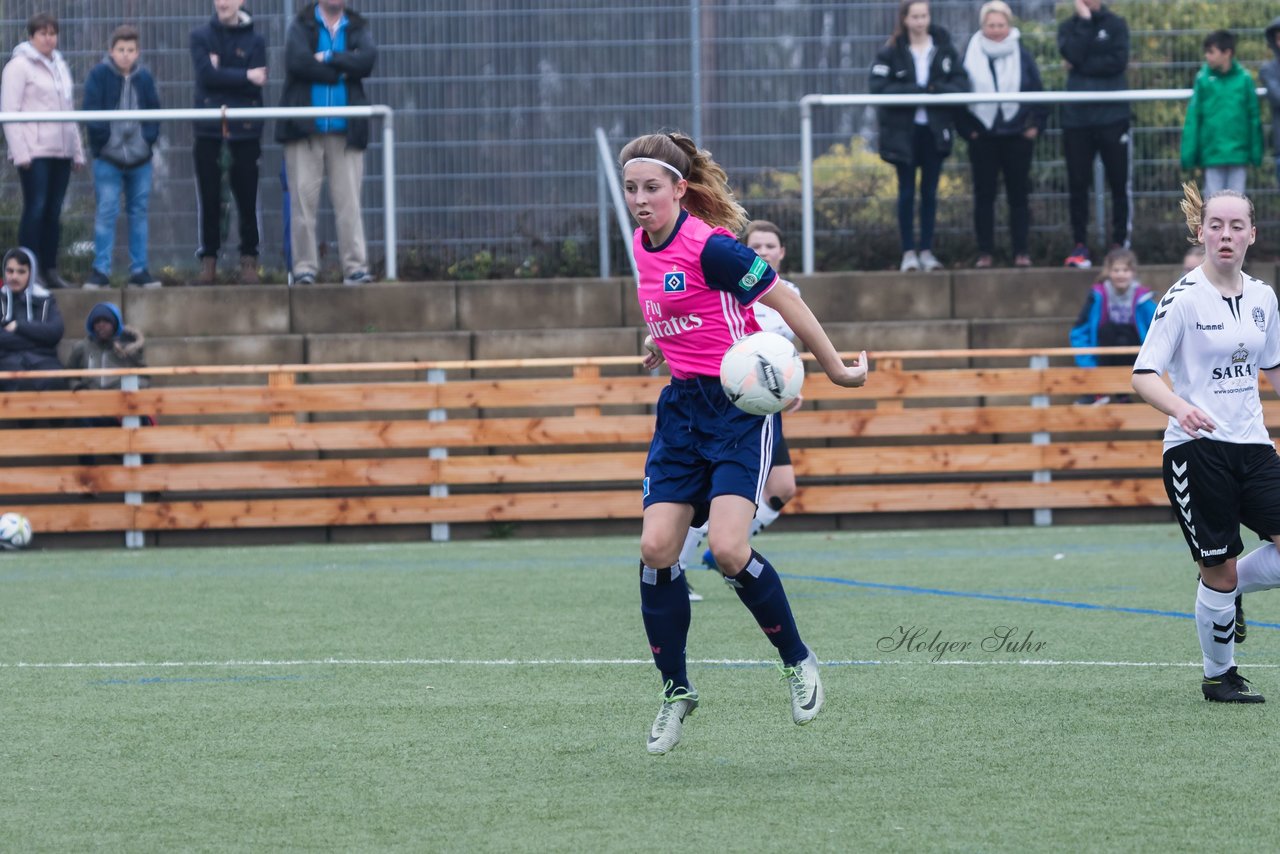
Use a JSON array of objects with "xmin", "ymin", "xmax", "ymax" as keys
[
  {"xmin": 643, "ymin": 376, "xmax": 773, "ymax": 525},
  {"xmin": 771, "ymin": 412, "xmax": 791, "ymax": 467}
]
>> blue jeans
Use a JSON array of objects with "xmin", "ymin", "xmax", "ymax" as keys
[{"xmin": 93, "ymin": 158, "xmax": 152, "ymax": 275}]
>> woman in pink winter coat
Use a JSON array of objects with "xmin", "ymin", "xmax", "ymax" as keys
[{"xmin": 0, "ymin": 12, "xmax": 85, "ymax": 290}]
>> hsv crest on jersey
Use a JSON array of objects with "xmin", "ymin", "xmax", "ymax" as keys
[{"xmin": 664, "ymin": 272, "xmax": 686, "ymax": 293}]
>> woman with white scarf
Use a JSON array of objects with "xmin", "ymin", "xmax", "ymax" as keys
[
  {"xmin": 0, "ymin": 12, "xmax": 85, "ymax": 290},
  {"xmin": 957, "ymin": 1, "xmax": 1045, "ymax": 268}
]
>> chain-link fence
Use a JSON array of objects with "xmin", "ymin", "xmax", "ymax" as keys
[{"xmin": 0, "ymin": 1, "xmax": 1270, "ymax": 278}]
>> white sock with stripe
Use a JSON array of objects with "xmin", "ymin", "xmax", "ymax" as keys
[
  {"xmin": 1236, "ymin": 544, "xmax": 1280, "ymax": 594},
  {"xmin": 678, "ymin": 522, "xmax": 708, "ymax": 568},
  {"xmin": 1195, "ymin": 581, "xmax": 1237, "ymax": 678}
]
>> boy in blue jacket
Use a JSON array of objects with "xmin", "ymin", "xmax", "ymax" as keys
[
  {"xmin": 1070, "ymin": 247, "xmax": 1154, "ymax": 404},
  {"xmin": 82, "ymin": 25, "xmax": 161, "ymax": 289}
]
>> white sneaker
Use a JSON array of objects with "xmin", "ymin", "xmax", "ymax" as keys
[
  {"xmin": 779, "ymin": 649, "xmax": 824, "ymax": 725},
  {"xmin": 647, "ymin": 681, "xmax": 699, "ymax": 754},
  {"xmin": 918, "ymin": 250, "xmax": 943, "ymax": 272},
  {"xmin": 685, "ymin": 576, "xmax": 704, "ymax": 602},
  {"xmin": 900, "ymin": 250, "xmax": 921, "ymax": 272}
]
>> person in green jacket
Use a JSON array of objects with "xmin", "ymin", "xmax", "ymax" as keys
[{"xmin": 1181, "ymin": 30, "xmax": 1262, "ymax": 195}]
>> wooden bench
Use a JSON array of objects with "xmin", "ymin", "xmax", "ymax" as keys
[{"xmin": 0, "ymin": 348, "xmax": 1236, "ymax": 542}]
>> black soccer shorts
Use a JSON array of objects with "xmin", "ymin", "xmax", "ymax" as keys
[{"xmin": 1162, "ymin": 439, "xmax": 1280, "ymax": 567}]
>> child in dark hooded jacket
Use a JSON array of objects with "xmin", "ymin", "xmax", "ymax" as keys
[{"xmin": 65, "ymin": 301, "xmax": 146, "ymax": 391}]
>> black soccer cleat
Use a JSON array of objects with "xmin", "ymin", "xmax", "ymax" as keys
[
  {"xmin": 1202, "ymin": 666, "xmax": 1265, "ymax": 703},
  {"xmin": 1235, "ymin": 595, "xmax": 1247, "ymax": 644}
]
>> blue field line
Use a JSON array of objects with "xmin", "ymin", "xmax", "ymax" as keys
[{"xmin": 784, "ymin": 572, "xmax": 1280, "ymax": 631}]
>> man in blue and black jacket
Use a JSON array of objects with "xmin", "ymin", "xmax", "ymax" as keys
[{"xmin": 277, "ymin": 0, "xmax": 377, "ymax": 286}]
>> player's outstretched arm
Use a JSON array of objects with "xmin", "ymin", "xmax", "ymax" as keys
[{"xmin": 758, "ymin": 285, "xmax": 867, "ymax": 388}]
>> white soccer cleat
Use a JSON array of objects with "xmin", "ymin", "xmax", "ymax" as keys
[
  {"xmin": 780, "ymin": 649, "xmax": 824, "ymax": 725},
  {"xmin": 647, "ymin": 681, "xmax": 699, "ymax": 755}
]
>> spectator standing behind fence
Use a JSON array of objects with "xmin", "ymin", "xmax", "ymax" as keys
[
  {"xmin": 1058, "ymin": 0, "xmax": 1130, "ymax": 270},
  {"xmin": 82, "ymin": 26, "xmax": 162, "ymax": 290},
  {"xmin": 956, "ymin": 1, "xmax": 1045, "ymax": 269},
  {"xmin": 278, "ymin": 0, "xmax": 377, "ymax": 286},
  {"xmin": 1182, "ymin": 31, "xmax": 1262, "ymax": 197},
  {"xmin": 870, "ymin": 0, "xmax": 970, "ymax": 274},
  {"xmin": 190, "ymin": 0, "xmax": 267, "ymax": 286},
  {"xmin": 0, "ymin": 248, "xmax": 64, "ymax": 391},
  {"xmin": 0, "ymin": 13, "xmax": 84, "ymax": 292},
  {"xmin": 1260, "ymin": 19, "xmax": 1280, "ymax": 188}
]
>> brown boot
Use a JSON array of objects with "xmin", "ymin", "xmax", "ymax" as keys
[
  {"xmin": 197, "ymin": 256, "xmax": 217, "ymax": 285},
  {"xmin": 238, "ymin": 256, "xmax": 260, "ymax": 285}
]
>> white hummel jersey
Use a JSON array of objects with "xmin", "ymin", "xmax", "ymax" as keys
[
  {"xmin": 752, "ymin": 277, "xmax": 801, "ymax": 340},
  {"xmin": 1134, "ymin": 268, "xmax": 1280, "ymax": 451}
]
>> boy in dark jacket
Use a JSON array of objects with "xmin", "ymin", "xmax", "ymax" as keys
[
  {"xmin": 66, "ymin": 301, "xmax": 146, "ymax": 391},
  {"xmin": 1058, "ymin": 0, "xmax": 1130, "ymax": 268},
  {"xmin": 82, "ymin": 25, "xmax": 161, "ymax": 289},
  {"xmin": 1181, "ymin": 30, "xmax": 1261, "ymax": 196},
  {"xmin": 0, "ymin": 247, "xmax": 64, "ymax": 391},
  {"xmin": 190, "ymin": 0, "xmax": 267, "ymax": 285},
  {"xmin": 277, "ymin": 0, "xmax": 377, "ymax": 286}
]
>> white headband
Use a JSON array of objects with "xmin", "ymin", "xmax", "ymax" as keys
[{"xmin": 624, "ymin": 157, "xmax": 684, "ymax": 180}]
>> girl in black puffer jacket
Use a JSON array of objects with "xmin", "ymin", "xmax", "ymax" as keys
[{"xmin": 870, "ymin": 0, "xmax": 970, "ymax": 272}]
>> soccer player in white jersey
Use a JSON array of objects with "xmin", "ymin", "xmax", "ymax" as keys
[
  {"xmin": 678, "ymin": 221, "xmax": 804, "ymax": 584},
  {"xmin": 1132, "ymin": 184, "xmax": 1280, "ymax": 702}
]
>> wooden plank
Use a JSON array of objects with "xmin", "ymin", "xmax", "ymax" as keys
[
  {"xmin": 0, "ymin": 453, "xmax": 648, "ymax": 494},
  {"xmin": 789, "ymin": 441, "xmax": 1162, "ymax": 476},
  {"xmin": 135, "ymin": 491, "xmax": 642, "ymax": 529},
  {"xmin": 788, "ymin": 479, "xmax": 1169, "ymax": 513},
  {"xmin": 18, "ymin": 503, "xmax": 135, "ymax": 533},
  {"xmin": 25, "ymin": 477, "xmax": 1171, "ymax": 533}
]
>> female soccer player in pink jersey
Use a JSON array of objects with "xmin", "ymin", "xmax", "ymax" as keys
[{"xmin": 621, "ymin": 131, "xmax": 867, "ymax": 753}]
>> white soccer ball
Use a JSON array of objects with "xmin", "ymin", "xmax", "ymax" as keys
[
  {"xmin": 0, "ymin": 512, "xmax": 32, "ymax": 550},
  {"xmin": 720, "ymin": 331, "xmax": 805, "ymax": 416}
]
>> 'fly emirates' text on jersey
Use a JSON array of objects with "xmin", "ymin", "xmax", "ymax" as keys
[
  {"xmin": 1134, "ymin": 267, "xmax": 1280, "ymax": 452},
  {"xmin": 634, "ymin": 210, "xmax": 777, "ymax": 379}
]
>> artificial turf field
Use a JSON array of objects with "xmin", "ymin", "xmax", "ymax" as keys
[{"xmin": 4, "ymin": 524, "xmax": 1280, "ymax": 851}]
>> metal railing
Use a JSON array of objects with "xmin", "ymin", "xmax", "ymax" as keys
[
  {"xmin": 796, "ymin": 88, "xmax": 1237, "ymax": 275},
  {"xmin": 0, "ymin": 104, "xmax": 398, "ymax": 280}
]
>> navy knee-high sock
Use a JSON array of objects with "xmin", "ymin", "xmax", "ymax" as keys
[
  {"xmin": 640, "ymin": 562, "xmax": 692, "ymax": 692},
  {"xmin": 727, "ymin": 550, "xmax": 807, "ymax": 666}
]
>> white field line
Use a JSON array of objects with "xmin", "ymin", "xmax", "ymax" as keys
[{"xmin": 2, "ymin": 657, "xmax": 1276, "ymax": 669}]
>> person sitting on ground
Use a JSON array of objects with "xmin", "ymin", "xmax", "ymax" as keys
[
  {"xmin": 66, "ymin": 301, "xmax": 146, "ymax": 391},
  {"xmin": 1070, "ymin": 247, "xmax": 1153, "ymax": 405},
  {"xmin": 0, "ymin": 247, "xmax": 65, "ymax": 391}
]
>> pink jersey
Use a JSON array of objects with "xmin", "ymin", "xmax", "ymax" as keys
[{"xmin": 635, "ymin": 211, "xmax": 776, "ymax": 379}]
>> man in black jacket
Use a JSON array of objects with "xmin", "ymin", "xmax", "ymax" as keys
[
  {"xmin": 1058, "ymin": 0, "xmax": 1131, "ymax": 268},
  {"xmin": 277, "ymin": 0, "xmax": 377, "ymax": 286},
  {"xmin": 189, "ymin": 0, "xmax": 268, "ymax": 285}
]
